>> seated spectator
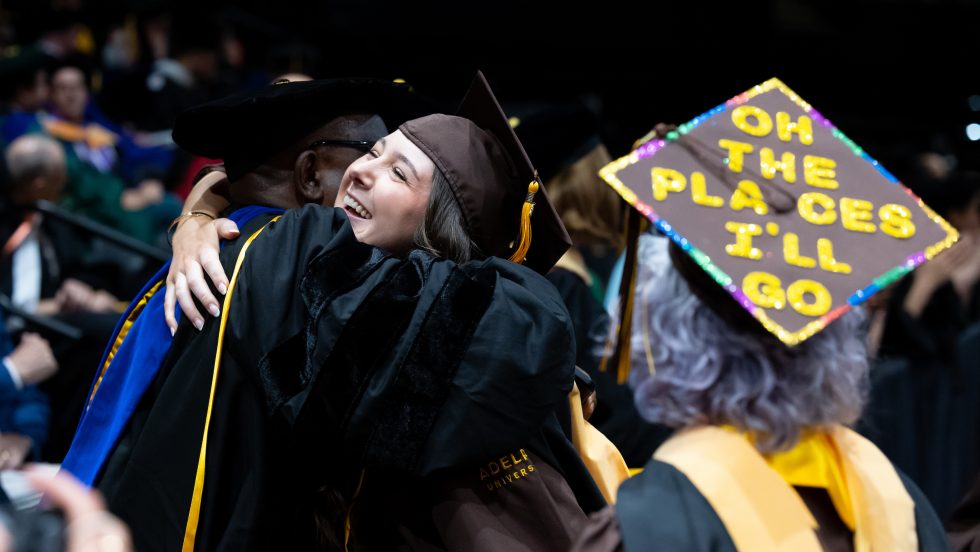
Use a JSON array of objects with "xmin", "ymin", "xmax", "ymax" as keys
[
  {"xmin": 0, "ymin": 47, "xmax": 50, "ymax": 147},
  {"xmin": 0, "ymin": 319, "xmax": 56, "ymax": 468},
  {"xmin": 39, "ymin": 63, "xmax": 179, "ymax": 243},
  {"xmin": 1, "ymin": 134, "xmax": 126, "ymax": 462}
]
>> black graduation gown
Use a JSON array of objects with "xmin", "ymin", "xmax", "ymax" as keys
[
  {"xmin": 546, "ymin": 268, "xmax": 671, "ymax": 467},
  {"xmin": 867, "ymin": 273, "xmax": 980, "ymax": 519},
  {"xmin": 98, "ymin": 205, "xmax": 593, "ymax": 551},
  {"xmin": 572, "ymin": 458, "xmax": 948, "ymax": 552},
  {"xmin": 949, "ymin": 470, "xmax": 980, "ymax": 551}
]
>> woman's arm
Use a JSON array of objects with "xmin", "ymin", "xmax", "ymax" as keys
[{"xmin": 163, "ymin": 169, "xmax": 239, "ymax": 334}]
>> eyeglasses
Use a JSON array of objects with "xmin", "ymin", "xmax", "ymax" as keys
[{"xmin": 307, "ymin": 139, "xmax": 374, "ymax": 153}]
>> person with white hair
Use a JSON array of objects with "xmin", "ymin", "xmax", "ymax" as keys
[
  {"xmin": 573, "ymin": 234, "xmax": 949, "ymax": 551},
  {"xmin": 2, "ymin": 134, "xmax": 124, "ymax": 462}
]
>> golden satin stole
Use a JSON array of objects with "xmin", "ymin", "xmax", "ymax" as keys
[
  {"xmin": 568, "ymin": 382, "xmax": 630, "ymax": 504},
  {"xmin": 761, "ymin": 429, "xmax": 856, "ymax": 531},
  {"xmin": 43, "ymin": 117, "xmax": 119, "ymax": 149},
  {"xmin": 654, "ymin": 425, "xmax": 917, "ymax": 552}
]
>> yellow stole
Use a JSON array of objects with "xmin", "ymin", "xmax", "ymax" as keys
[
  {"xmin": 552, "ymin": 248, "xmax": 593, "ymax": 287},
  {"xmin": 43, "ymin": 117, "xmax": 118, "ymax": 149},
  {"xmin": 653, "ymin": 425, "xmax": 918, "ymax": 551},
  {"xmin": 567, "ymin": 383, "xmax": 630, "ymax": 504}
]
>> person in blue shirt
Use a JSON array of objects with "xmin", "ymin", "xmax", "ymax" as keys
[{"xmin": 0, "ymin": 313, "xmax": 57, "ymax": 468}]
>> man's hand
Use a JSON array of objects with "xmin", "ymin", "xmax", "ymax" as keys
[
  {"xmin": 0, "ymin": 434, "xmax": 32, "ymax": 469},
  {"xmin": 6, "ymin": 333, "xmax": 58, "ymax": 385},
  {"xmin": 55, "ymin": 279, "xmax": 119, "ymax": 314},
  {"xmin": 55, "ymin": 279, "xmax": 97, "ymax": 313},
  {"xmin": 120, "ymin": 179, "xmax": 165, "ymax": 211}
]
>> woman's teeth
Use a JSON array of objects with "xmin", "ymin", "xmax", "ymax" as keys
[{"xmin": 344, "ymin": 194, "xmax": 372, "ymax": 219}]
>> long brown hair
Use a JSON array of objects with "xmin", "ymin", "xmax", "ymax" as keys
[
  {"xmin": 545, "ymin": 143, "xmax": 622, "ymax": 249},
  {"xmin": 413, "ymin": 168, "xmax": 481, "ymax": 264}
]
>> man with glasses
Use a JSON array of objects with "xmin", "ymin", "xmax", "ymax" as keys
[{"xmin": 61, "ymin": 78, "xmax": 433, "ymax": 552}]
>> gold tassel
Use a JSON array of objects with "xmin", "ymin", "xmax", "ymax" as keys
[
  {"xmin": 616, "ymin": 246, "xmax": 639, "ymax": 385},
  {"xmin": 508, "ymin": 180, "xmax": 540, "ymax": 264},
  {"xmin": 599, "ymin": 208, "xmax": 644, "ymax": 384}
]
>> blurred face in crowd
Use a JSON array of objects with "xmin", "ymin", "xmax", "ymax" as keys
[
  {"xmin": 50, "ymin": 67, "xmax": 88, "ymax": 123},
  {"xmin": 14, "ymin": 70, "xmax": 49, "ymax": 111},
  {"xmin": 181, "ymin": 50, "xmax": 220, "ymax": 82},
  {"xmin": 334, "ymin": 130, "xmax": 434, "ymax": 254}
]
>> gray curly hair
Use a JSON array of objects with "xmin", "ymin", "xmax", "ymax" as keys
[{"xmin": 629, "ymin": 235, "xmax": 870, "ymax": 452}]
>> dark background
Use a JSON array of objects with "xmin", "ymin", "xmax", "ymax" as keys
[{"xmin": 6, "ymin": 0, "xmax": 979, "ymax": 172}]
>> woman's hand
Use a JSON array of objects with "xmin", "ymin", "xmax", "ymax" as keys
[{"xmin": 164, "ymin": 216, "xmax": 240, "ymax": 334}]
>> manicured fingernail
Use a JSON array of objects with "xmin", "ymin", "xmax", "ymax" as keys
[
  {"xmin": 208, "ymin": 304, "xmax": 220, "ymax": 317},
  {"xmin": 218, "ymin": 284, "xmax": 227, "ymax": 295},
  {"xmin": 194, "ymin": 318, "xmax": 204, "ymax": 331},
  {"xmin": 169, "ymin": 325, "xmax": 176, "ymax": 336}
]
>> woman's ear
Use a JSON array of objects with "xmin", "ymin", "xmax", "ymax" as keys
[{"xmin": 293, "ymin": 150, "xmax": 325, "ymax": 205}]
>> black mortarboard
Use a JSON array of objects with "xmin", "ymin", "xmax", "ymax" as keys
[
  {"xmin": 168, "ymin": 15, "xmax": 223, "ymax": 57},
  {"xmin": 0, "ymin": 46, "xmax": 51, "ymax": 99},
  {"xmin": 172, "ymin": 78, "xmax": 435, "ymax": 182},
  {"xmin": 398, "ymin": 72, "xmax": 572, "ymax": 274},
  {"xmin": 512, "ymin": 100, "xmax": 602, "ymax": 183},
  {"xmin": 14, "ymin": 8, "xmax": 78, "ymax": 44},
  {"xmin": 0, "ymin": 46, "xmax": 49, "ymax": 77}
]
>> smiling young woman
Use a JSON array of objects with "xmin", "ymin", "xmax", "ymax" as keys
[
  {"xmin": 335, "ymin": 131, "xmax": 435, "ymax": 255},
  {"xmin": 71, "ymin": 74, "xmax": 606, "ymax": 552}
]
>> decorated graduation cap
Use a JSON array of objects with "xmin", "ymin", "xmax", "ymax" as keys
[
  {"xmin": 172, "ymin": 77, "xmax": 435, "ymax": 182},
  {"xmin": 601, "ymin": 78, "xmax": 958, "ymax": 378},
  {"xmin": 399, "ymin": 71, "xmax": 571, "ymax": 274}
]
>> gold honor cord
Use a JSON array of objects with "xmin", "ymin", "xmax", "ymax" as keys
[
  {"xmin": 182, "ymin": 216, "xmax": 280, "ymax": 552},
  {"xmin": 343, "ymin": 469, "xmax": 367, "ymax": 551}
]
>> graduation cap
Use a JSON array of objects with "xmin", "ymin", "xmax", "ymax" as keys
[
  {"xmin": 0, "ymin": 46, "xmax": 49, "ymax": 77},
  {"xmin": 0, "ymin": 46, "xmax": 51, "ymax": 99},
  {"xmin": 600, "ymin": 78, "xmax": 959, "ymax": 380},
  {"xmin": 172, "ymin": 77, "xmax": 436, "ymax": 182},
  {"xmin": 398, "ymin": 71, "xmax": 572, "ymax": 274},
  {"xmin": 168, "ymin": 14, "xmax": 223, "ymax": 57},
  {"xmin": 511, "ymin": 99, "xmax": 602, "ymax": 183}
]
